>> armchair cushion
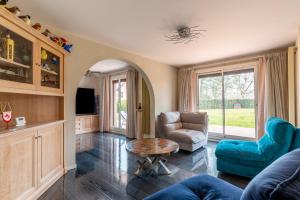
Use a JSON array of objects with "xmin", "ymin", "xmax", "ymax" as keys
[
  {"xmin": 181, "ymin": 112, "xmax": 208, "ymax": 132},
  {"xmin": 162, "ymin": 123, "xmax": 182, "ymax": 133},
  {"xmin": 168, "ymin": 129, "xmax": 206, "ymax": 144},
  {"xmin": 181, "ymin": 112, "xmax": 207, "ymax": 124},
  {"xmin": 160, "ymin": 112, "xmax": 181, "ymax": 124},
  {"xmin": 216, "ymin": 140, "xmax": 264, "ymax": 163}
]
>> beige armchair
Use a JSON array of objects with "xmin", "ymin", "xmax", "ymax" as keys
[{"xmin": 158, "ymin": 112, "xmax": 208, "ymax": 152}]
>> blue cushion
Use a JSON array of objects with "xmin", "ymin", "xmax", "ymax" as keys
[
  {"xmin": 145, "ymin": 175, "xmax": 243, "ymax": 200},
  {"xmin": 216, "ymin": 140, "xmax": 263, "ymax": 162},
  {"xmin": 257, "ymin": 117, "xmax": 295, "ymax": 161},
  {"xmin": 290, "ymin": 128, "xmax": 300, "ymax": 150},
  {"xmin": 241, "ymin": 149, "xmax": 300, "ymax": 200}
]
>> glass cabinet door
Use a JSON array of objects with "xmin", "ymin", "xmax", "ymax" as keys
[
  {"xmin": 39, "ymin": 43, "xmax": 63, "ymax": 93},
  {"xmin": 0, "ymin": 21, "xmax": 34, "ymax": 86}
]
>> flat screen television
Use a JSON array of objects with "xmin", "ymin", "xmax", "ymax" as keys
[{"xmin": 76, "ymin": 88, "xmax": 96, "ymax": 115}]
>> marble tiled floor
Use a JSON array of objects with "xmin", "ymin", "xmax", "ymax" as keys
[{"xmin": 39, "ymin": 132, "xmax": 250, "ymax": 200}]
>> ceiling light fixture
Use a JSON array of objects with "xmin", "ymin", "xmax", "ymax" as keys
[{"xmin": 166, "ymin": 25, "xmax": 206, "ymax": 44}]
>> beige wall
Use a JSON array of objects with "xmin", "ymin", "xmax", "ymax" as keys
[
  {"xmin": 297, "ymin": 28, "xmax": 300, "ymax": 126},
  {"xmin": 54, "ymin": 29, "xmax": 177, "ymax": 169},
  {"xmin": 78, "ymin": 76, "xmax": 100, "ymax": 95}
]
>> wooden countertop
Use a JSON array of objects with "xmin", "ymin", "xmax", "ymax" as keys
[
  {"xmin": 76, "ymin": 114, "xmax": 99, "ymax": 117},
  {"xmin": 0, "ymin": 120, "xmax": 65, "ymax": 138}
]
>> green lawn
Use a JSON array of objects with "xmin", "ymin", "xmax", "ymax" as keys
[{"xmin": 201, "ymin": 109, "xmax": 255, "ymax": 128}]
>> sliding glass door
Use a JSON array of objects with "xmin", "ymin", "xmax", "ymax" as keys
[
  {"xmin": 223, "ymin": 69, "xmax": 255, "ymax": 138},
  {"xmin": 198, "ymin": 66, "xmax": 256, "ymax": 139},
  {"xmin": 198, "ymin": 73, "xmax": 223, "ymax": 137}
]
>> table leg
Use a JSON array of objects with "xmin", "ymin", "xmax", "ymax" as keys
[
  {"xmin": 158, "ymin": 159, "xmax": 172, "ymax": 175},
  {"xmin": 135, "ymin": 156, "xmax": 172, "ymax": 176},
  {"xmin": 135, "ymin": 159, "xmax": 147, "ymax": 175}
]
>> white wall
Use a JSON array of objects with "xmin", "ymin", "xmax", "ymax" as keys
[{"xmin": 53, "ymin": 28, "xmax": 178, "ymax": 170}]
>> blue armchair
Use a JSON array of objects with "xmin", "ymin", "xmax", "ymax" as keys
[
  {"xmin": 215, "ymin": 117, "xmax": 295, "ymax": 178},
  {"xmin": 145, "ymin": 149, "xmax": 300, "ymax": 200}
]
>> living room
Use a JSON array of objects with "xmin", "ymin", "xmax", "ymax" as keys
[{"xmin": 0, "ymin": 0, "xmax": 299, "ymax": 200}]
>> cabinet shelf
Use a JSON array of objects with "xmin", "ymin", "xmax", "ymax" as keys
[
  {"xmin": 0, "ymin": 57, "xmax": 31, "ymax": 69},
  {"xmin": 0, "ymin": 70, "xmax": 25, "ymax": 77},
  {"xmin": 41, "ymin": 68, "xmax": 58, "ymax": 75}
]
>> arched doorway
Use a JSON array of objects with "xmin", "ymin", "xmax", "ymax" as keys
[{"xmin": 74, "ymin": 58, "xmax": 155, "ymax": 138}]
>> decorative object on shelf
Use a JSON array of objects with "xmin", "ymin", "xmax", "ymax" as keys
[
  {"xmin": 166, "ymin": 25, "xmax": 206, "ymax": 44},
  {"xmin": 42, "ymin": 63, "xmax": 58, "ymax": 75},
  {"xmin": 32, "ymin": 23, "xmax": 42, "ymax": 31},
  {"xmin": 19, "ymin": 15, "xmax": 31, "ymax": 25},
  {"xmin": 42, "ymin": 28, "xmax": 51, "ymax": 38},
  {"xmin": 15, "ymin": 116, "xmax": 26, "ymax": 126},
  {"xmin": 16, "ymin": 68, "xmax": 25, "ymax": 77},
  {"xmin": 21, "ymin": 46, "xmax": 30, "ymax": 64},
  {"xmin": 6, "ymin": 6, "xmax": 21, "ymax": 16},
  {"xmin": 2, "ymin": 34, "xmax": 15, "ymax": 61},
  {"xmin": 64, "ymin": 44, "xmax": 73, "ymax": 53},
  {"xmin": 58, "ymin": 37, "xmax": 67, "ymax": 46},
  {"xmin": 51, "ymin": 56, "xmax": 58, "ymax": 65},
  {"xmin": 1, "ymin": 102, "xmax": 12, "ymax": 129},
  {"xmin": 41, "ymin": 49, "xmax": 48, "ymax": 60},
  {"xmin": 42, "ymin": 29, "xmax": 73, "ymax": 52},
  {"xmin": 42, "ymin": 63, "xmax": 50, "ymax": 70},
  {"xmin": 0, "ymin": 0, "xmax": 8, "ymax": 7}
]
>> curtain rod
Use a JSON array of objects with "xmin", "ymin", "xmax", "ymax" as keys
[
  {"xmin": 183, "ymin": 47, "xmax": 292, "ymax": 71},
  {"xmin": 191, "ymin": 56, "xmax": 262, "ymax": 71}
]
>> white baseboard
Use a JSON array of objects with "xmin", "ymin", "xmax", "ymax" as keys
[{"xmin": 64, "ymin": 164, "xmax": 77, "ymax": 172}]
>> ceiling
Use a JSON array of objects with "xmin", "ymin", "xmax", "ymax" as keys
[
  {"xmin": 89, "ymin": 59, "xmax": 129, "ymax": 73},
  {"xmin": 10, "ymin": 0, "xmax": 300, "ymax": 66}
]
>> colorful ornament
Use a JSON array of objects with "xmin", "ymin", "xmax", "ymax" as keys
[
  {"xmin": 3, "ymin": 34, "xmax": 14, "ymax": 61},
  {"xmin": 42, "ymin": 29, "xmax": 51, "ymax": 38},
  {"xmin": 32, "ymin": 23, "xmax": 42, "ymax": 31},
  {"xmin": 19, "ymin": 15, "xmax": 31, "ymax": 25},
  {"xmin": 41, "ymin": 49, "xmax": 48, "ymax": 61},
  {"xmin": 64, "ymin": 44, "xmax": 73, "ymax": 53},
  {"xmin": 0, "ymin": 0, "xmax": 8, "ymax": 6},
  {"xmin": 51, "ymin": 56, "xmax": 59, "ymax": 65},
  {"xmin": 6, "ymin": 6, "xmax": 21, "ymax": 16},
  {"xmin": 1, "ymin": 102, "xmax": 12, "ymax": 129}
]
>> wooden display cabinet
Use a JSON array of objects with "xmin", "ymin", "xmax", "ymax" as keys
[
  {"xmin": 0, "ymin": 6, "xmax": 67, "ymax": 200},
  {"xmin": 37, "ymin": 42, "xmax": 64, "ymax": 94},
  {"xmin": 0, "ymin": 16, "xmax": 37, "ymax": 91},
  {"xmin": 0, "ymin": 8, "xmax": 68, "ymax": 96},
  {"xmin": 0, "ymin": 122, "xmax": 64, "ymax": 200}
]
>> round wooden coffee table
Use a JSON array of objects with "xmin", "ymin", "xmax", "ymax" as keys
[{"xmin": 126, "ymin": 138, "xmax": 179, "ymax": 175}]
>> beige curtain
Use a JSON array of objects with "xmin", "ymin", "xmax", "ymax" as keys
[
  {"xmin": 257, "ymin": 58, "xmax": 266, "ymax": 138},
  {"xmin": 178, "ymin": 68, "xmax": 196, "ymax": 112},
  {"xmin": 126, "ymin": 69, "xmax": 138, "ymax": 138},
  {"xmin": 257, "ymin": 51, "xmax": 288, "ymax": 138},
  {"xmin": 100, "ymin": 75, "xmax": 110, "ymax": 132}
]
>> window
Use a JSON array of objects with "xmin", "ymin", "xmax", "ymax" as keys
[
  {"xmin": 111, "ymin": 77, "xmax": 127, "ymax": 131},
  {"xmin": 197, "ymin": 62, "xmax": 257, "ymax": 139}
]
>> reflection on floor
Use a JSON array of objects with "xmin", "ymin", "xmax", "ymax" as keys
[{"xmin": 39, "ymin": 132, "xmax": 250, "ymax": 200}]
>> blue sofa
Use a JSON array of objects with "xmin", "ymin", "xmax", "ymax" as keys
[
  {"xmin": 145, "ymin": 149, "xmax": 300, "ymax": 200},
  {"xmin": 215, "ymin": 117, "xmax": 297, "ymax": 178}
]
